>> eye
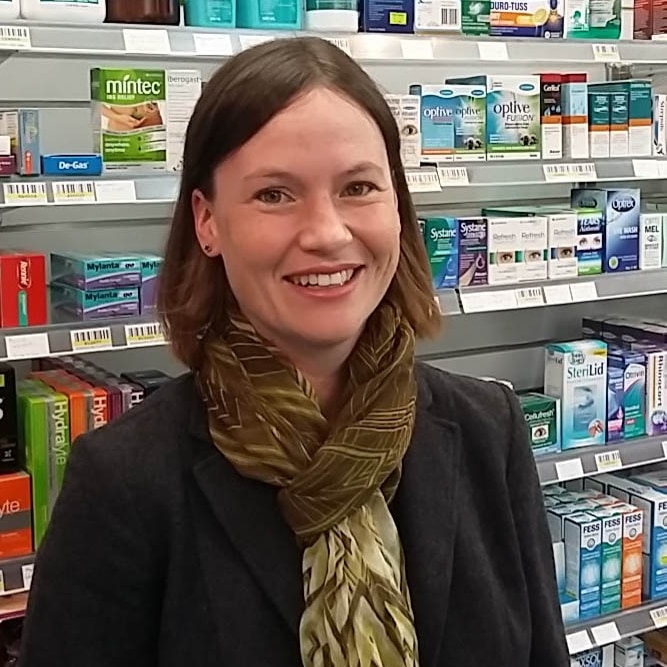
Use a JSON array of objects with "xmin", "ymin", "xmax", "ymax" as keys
[
  {"xmin": 342, "ymin": 182, "xmax": 376, "ymax": 197},
  {"xmin": 255, "ymin": 189, "xmax": 292, "ymax": 205},
  {"xmin": 559, "ymin": 247, "xmax": 573, "ymax": 258},
  {"xmin": 528, "ymin": 251, "xmax": 542, "ymax": 261}
]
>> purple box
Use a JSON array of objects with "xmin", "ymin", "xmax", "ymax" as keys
[
  {"xmin": 139, "ymin": 255, "xmax": 162, "ymax": 315},
  {"xmin": 457, "ymin": 217, "xmax": 488, "ymax": 287}
]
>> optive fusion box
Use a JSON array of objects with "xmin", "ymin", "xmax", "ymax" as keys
[
  {"xmin": 50, "ymin": 252, "xmax": 141, "ymax": 291},
  {"xmin": 0, "ymin": 251, "xmax": 47, "ymax": 327},
  {"xmin": 0, "ymin": 472, "xmax": 32, "ymax": 558}
]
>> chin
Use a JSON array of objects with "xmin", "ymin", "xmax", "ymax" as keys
[{"xmin": 288, "ymin": 318, "xmax": 367, "ymax": 349}]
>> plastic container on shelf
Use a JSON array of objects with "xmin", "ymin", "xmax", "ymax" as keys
[
  {"xmin": 304, "ymin": 0, "xmax": 357, "ymax": 31},
  {"xmin": 236, "ymin": 0, "xmax": 301, "ymax": 29},
  {"xmin": 20, "ymin": 0, "xmax": 106, "ymax": 23},
  {"xmin": 105, "ymin": 0, "xmax": 180, "ymax": 25},
  {"xmin": 184, "ymin": 0, "xmax": 235, "ymax": 27},
  {"xmin": 0, "ymin": 0, "xmax": 19, "ymax": 20}
]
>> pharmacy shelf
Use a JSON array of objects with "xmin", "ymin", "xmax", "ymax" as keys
[
  {"xmin": 4, "ymin": 23, "xmax": 667, "ymax": 65},
  {"xmin": 566, "ymin": 599, "xmax": 667, "ymax": 654},
  {"xmin": 0, "ymin": 318, "xmax": 166, "ymax": 362},
  {"xmin": 0, "ymin": 554, "xmax": 34, "ymax": 599},
  {"xmin": 0, "ymin": 592, "xmax": 27, "ymax": 623},
  {"xmin": 537, "ymin": 435, "xmax": 667, "ymax": 486}
]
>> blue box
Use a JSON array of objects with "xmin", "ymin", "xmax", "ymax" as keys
[
  {"xmin": 606, "ymin": 365, "xmax": 624, "ymax": 442},
  {"xmin": 50, "ymin": 283, "xmax": 139, "ymax": 321},
  {"xmin": 51, "ymin": 252, "xmax": 141, "ymax": 291},
  {"xmin": 608, "ymin": 348, "xmax": 646, "ymax": 439},
  {"xmin": 41, "ymin": 154, "xmax": 103, "ymax": 177},
  {"xmin": 424, "ymin": 217, "xmax": 458, "ymax": 289},
  {"xmin": 358, "ymin": 0, "xmax": 413, "ymax": 32}
]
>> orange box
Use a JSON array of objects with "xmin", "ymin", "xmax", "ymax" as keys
[
  {"xmin": 0, "ymin": 471, "xmax": 32, "ymax": 558},
  {"xmin": 611, "ymin": 502, "xmax": 644, "ymax": 608}
]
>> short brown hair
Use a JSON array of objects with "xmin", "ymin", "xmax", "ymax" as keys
[{"xmin": 159, "ymin": 36, "xmax": 440, "ymax": 369}]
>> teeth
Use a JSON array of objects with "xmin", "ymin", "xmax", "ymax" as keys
[{"xmin": 288, "ymin": 269, "xmax": 356, "ymax": 287}]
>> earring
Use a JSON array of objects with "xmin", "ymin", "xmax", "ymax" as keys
[{"xmin": 203, "ymin": 244, "xmax": 212, "ymax": 255}]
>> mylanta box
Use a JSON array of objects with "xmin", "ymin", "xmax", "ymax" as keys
[
  {"xmin": 50, "ymin": 283, "xmax": 140, "ymax": 321},
  {"xmin": 519, "ymin": 392, "xmax": 561, "ymax": 456},
  {"xmin": 139, "ymin": 254, "xmax": 163, "ymax": 315},
  {"xmin": 544, "ymin": 339, "xmax": 607, "ymax": 449},
  {"xmin": 564, "ymin": 512, "xmax": 602, "ymax": 619},
  {"xmin": 51, "ymin": 252, "xmax": 141, "ymax": 290}
]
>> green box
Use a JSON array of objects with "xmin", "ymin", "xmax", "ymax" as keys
[
  {"xmin": 462, "ymin": 0, "xmax": 490, "ymax": 35},
  {"xmin": 519, "ymin": 392, "xmax": 561, "ymax": 456},
  {"xmin": 588, "ymin": 91, "xmax": 610, "ymax": 158}
]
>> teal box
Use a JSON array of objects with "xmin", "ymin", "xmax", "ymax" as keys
[
  {"xmin": 608, "ymin": 348, "xmax": 646, "ymax": 439},
  {"xmin": 139, "ymin": 254, "xmax": 163, "ymax": 315},
  {"xmin": 50, "ymin": 252, "xmax": 141, "ymax": 290},
  {"xmin": 592, "ymin": 508, "xmax": 622, "ymax": 614},
  {"xmin": 51, "ymin": 283, "xmax": 139, "ymax": 321},
  {"xmin": 424, "ymin": 217, "xmax": 458, "ymax": 289},
  {"xmin": 609, "ymin": 91, "xmax": 629, "ymax": 157}
]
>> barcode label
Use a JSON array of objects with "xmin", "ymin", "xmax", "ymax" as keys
[
  {"xmin": 3, "ymin": 182, "xmax": 47, "ymax": 205},
  {"xmin": 595, "ymin": 450, "xmax": 622, "ymax": 472},
  {"xmin": 0, "ymin": 26, "xmax": 30, "ymax": 49},
  {"xmin": 400, "ymin": 39, "xmax": 434, "ymax": 60},
  {"xmin": 555, "ymin": 458, "xmax": 584, "ymax": 482},
  {"xmin": 441, "ymin": 7, "xmax": 459, "ymax": 24},
  {"xmin": 651, "ymin": 605, "xmax": 667, "ymax": 628},
  {"xmin": 406, "ymin": 170, "xmax": 441, "ymax": 192},
  {"xmin": 53, "ymin": 181, "xmax": 96, "ymax": 204},
  {"xmin": 515, "ymin": 287, "xmax": 544, "ymax": 308},
  {"xmin": 569, "ymin": 281, "xmax": 598, "ymax": 302},
  {"xmin": 125, "ymin": 322, "xmax": 165, "ymax": 347},
  {"xmin": 123, "ymin": 29, "xmax": 171, "ymax": 54},
  {"xmin": 70, "ymin": 327, "xmax": 113, "ymax": 352},
  {"xmin": 592, "ymin": 43, "xmax": 620, "ymax": 62},
  {"xmin": 543, "ymin": 163, "xmax": 598, "ymax": 182},
  {"xmin": 324, "ymin": 37, "xmax": 352, "ymax": 56},
  {"xmin": 192, "ymin": 33, "xmax": 233, "ymax": 56},
  {"xmin": 5, "ymin": 333, "xmax": 50, "ymax": 360},
  {"xmin": 438, "ymin": 166, "xmax": 469, "ymax": 186},
  {"xmin": 21, "ymin": 564, "xmax": 33, "ymax": 591}
]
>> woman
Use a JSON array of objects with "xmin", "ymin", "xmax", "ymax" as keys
[{"xmin": 19, "ymin": 37, "xmax": 568, "ymax": 667}]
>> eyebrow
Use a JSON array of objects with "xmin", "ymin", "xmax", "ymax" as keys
[{"xmin": 243, "ymin": 161, "xmax": 385, "ymax": 183}]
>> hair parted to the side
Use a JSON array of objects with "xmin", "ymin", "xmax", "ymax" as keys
[{"xmin": 158, "ymin": 36, "xmax": 441, "ymax": 370}]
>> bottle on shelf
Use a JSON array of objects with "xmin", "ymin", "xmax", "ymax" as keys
[
  {"xmin": 236, "ymin": 0, "xmax": 301, "ymax": 30},
  {"xmin": 105, "ymin": 0, "xmax": 180, "ymax": 25},
  {"xmin": 20, "ymin": 0, "xmax": 106, "ymax": 23},
  {"xmin": 184, "ymin": 0, "xmax": 236, "ymax": 27},
  {"xmin": 0, "ymin": 0, "xmax": 19, "ymax": 20}
]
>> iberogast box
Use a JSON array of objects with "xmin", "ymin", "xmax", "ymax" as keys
[
  {"xmin": 0, "ymin": 471, "xmax": 32, "ymax": 558},
  {"xmin": 0, "ymin": 251, "xmax": 47, "ymax": 327}
]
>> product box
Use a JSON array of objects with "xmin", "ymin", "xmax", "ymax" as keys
[
  {"xmin": 518, "ymin": 216, "xmax": 548, "ymax": 281},
  {"xmin": 539, "ymin": 74, "xmax": 563, "ymax": 160},
  {"xmin": 166, "ymin": 70, "xmax": 201, "ymax": 172},
  {"xmin": 547, "ymin": 209, "xmax": 579, "ymax": 278},
  {"xmin": 654, "ymin": 0, "xmax": 667, "ymax": 36},
  {"xmin": 462, "ymin": 0, "xmax": 491, "ymax": 34},
  {"xmin": 610, "ymin": 502, "xmax": 643, "ymax": 609},
  {"xmin": 588, "ymin": 91, "xmax": 610, "ymax": 158},
  {"xmin": 457, "ymin": 217, "xmax": 488, "ymax": 286},
  {"xmin": 564, "ymin": 512, "xmax": 602, "ymax": 619},
  {"xmin": 635, "ymin": 345, "xmax": 667, "ymax": 436},
  {"xmin": 571, "ymin": 208, "xmax": 604, "ymax": 276},
  {"xmin": 554, "ymin": 540, "xmax": 565, "ymax": 592},
  {"xmin": 139, "ymin": 254, "xmax": 163, "ymax": 315},
  {"xmin": 614, "ymin": 637, "xmax": 644, "ymax": 667},
  {"xmin": 51, "ymin": 283, "xmax": 140, "ymax": 321},
  {"xmin": 608, "ymin": 80, "xmax": 652, "ymax": 157},
  {"xmin": 0, "ymin": 364, "xmax": 18, "ymax": 474},
  {"xmin": 0, "ymin": 155, "xmax": 16, "ymax": 176},
  {"xmin": 120, "ymin": 370, "xmax": 171, "ymax": 397},
  {"xmin": 582, "ymin": 315, "xmax": 605, "ymax": 339},
  {"xmin": 0, "ymin": 109, "xmax": 40, "ymax": 176},
  {"xmin": 519, "ymin": 392, "xmax": 561, "ymax": 456},
  {"xmin": 414, "ymin": 0, "xmax": 462, "ymax": 31},
  {"xmin": 91, "ymin": 68, "xmax": 167, "ymax": 172},
  {"xmin": 40, "ymin": 153, "xmax": 103, "ymax": 177},
  {"xmin": 606, "ymin": 365, "xmax": 624, "ymax": 443},
  {"xmin": 359, "ymin": 0, "xmax": 414, "ymax": 32},
  {"xmin": 565, "ymin": 0, "xmax": 590, "ymax": 35},
  {"xmin": 489, "ymin": 0, "xmax": 564, "ymax": 36},
  {"xmin": 424, "ymin": 217, "xmax": 459, "ymax": 289},
  {"xmin": 548, "ymin": 503, "xmax": 579, "ymax": 541},
  {"xmin": 562, "ymin": 73, "xmax": 589, "ymax": 160},
  {"xmin": 385, "ymin": 94, "xmax": 421, "ymax": 168},
  {"xmin": 609, "ymin": 90, "xmax": 630, "ymax": 158},
  {"xmin": 0, "ymin": 472, "xmax": 31, "ymax": 558},
  {"xmin": 446, "ymin": 74, "xmax": 540, "ymax": 160},
  {"xmin": 639, "ymin": 212, "xmax": 663, "ymax": 270},
  {"xmin": 608, "ymin": 348, "xmax": 646, "ymax": 439},
  {"xmin": 544, "ymin": 339, "xmax": 607, "ymax": 449},
  {"xmin": 591, "ymin": 508, "xmax": 622, "ymax": 613},
  {"xmin": 50, "ymin": 252, "xmax": 141, "ymax": 290},
  {"xmin": 634, "ymin": 0, "xmax": 650, "ymax": 38},
  {"xmin": 0, "ymin": 251, "xmax": 47, "ymax": 327},
  {"xmin": 560, "ymin": 592, "xmax": 580, "ymax": 623},
  {"xmin": 654, "ymin": 94, "xmax": 667, "ymax": 156},
  {"xmin": 487, "ymin": 217, "xmax": 519, "ymax": 284}
]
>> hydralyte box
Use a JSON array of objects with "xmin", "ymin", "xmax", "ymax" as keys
[
  {"xmin": 606, "ymin": 365, "xmax": 624, "ymax": 443},
  {"xmin": 608, "ymin": 348, "xmax": 646, "ymax": 440},
  {"xmin": 0, "ymin": 471, "xmax": 32, "ymax": 558},
  {"xmin": 457, "ymin": 217, "xmax": 488, "ymax": 286},
  {"xmin": 51, "ymin": 283, "xmax": 140, "ymax": 321},
  {"xmin": 51, "ymin": 252, "xmax": 141, "ymax": 290},
  {"xmin": 564, "ymin": 512, "xmax": 602, "ymax": 619}
]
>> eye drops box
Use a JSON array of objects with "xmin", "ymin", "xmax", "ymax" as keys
[
  {"xmin": 424, "ymin": 217, "xmax": 459, "ymax": 289},
  {"xmin": 610, "ymin": 90, "xmax": 630, "ymax": 157},
  {"xmin": 572, "ymin": 208, "xmax": 604, "ymax": 276},
  {"xmin": 609, "ymin": 502, "xmax": 643, "ymax": 609},
  {"xmin": 518, "ymin": 216, "xmax": 548, "ymax": 281},
  {"xmin": 588, "ymin": 91, "xmax": 610, "ymax": 158},
  {"xmin": 487, "ymin": 217, "xmax": 520, "ymax": 285},
  {"xmin": 544, "ymin": 339, "xmax": 607, "ymax": 450},
  {"xmin": 633, "ymin": 345, "xmax": 667, "ymax": 436},
  {"xmin": 539, "ymin": 74, "xmax": 562, "ymax": 160},
  {"xmin": 562, "ymin": 73, "xmax": 589, "ymax": 160},
  {"xmin": 385, "ymin": 94, "xmax": 421, "ymax": 169},
  {"xmin": 457, "ymin": 217, "xmax": 488, "ymax": 286},
  {"xmin": 547, "ymin": 210, "xmax": 578, "ymax": 278},
  {"xmin": 606, "ymin": 365, "xmax": 624, "ymax": 443},
  {"xmin": 608, "ymin": 348, "xmax": 646, "ymax": 440},
  {"xmin": 519, "ymin": 392, "xmax": 561, "ymax": 456},
  {"xmin": 591, "ymin": 508, "xmax": 622, "ymax": 614},
  {"xmin": 564, "ymin": 512, "xmax": 602, "ymax": 619},
  {"xmin": 166, "ymin": 70, "xmax": 202, "ymax": 172},
  {"xmin": 639, "ymin": 213, "xmax": 663, "ymax": 270}
]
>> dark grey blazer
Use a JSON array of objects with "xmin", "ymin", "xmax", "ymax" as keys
[{"xmin": 18, "ymin": 363, "xmax": 569, "ymax": 667}]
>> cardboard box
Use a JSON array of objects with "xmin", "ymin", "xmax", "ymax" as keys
[
  {"xmin": 0, "ymin": 251, "xmax": 47, "ymax": 327},
  {"xmin": 359, "ymin": 0, "xmax": 414, "ymax": 31},
  {"xmin": 0, "ymin": 109, "xmax": 40, "ymax": 176},
  {"xmin": 0, "ymin": 472, "xmax": 32, "ymax": 558},
  {"xmin": 0, "ymin": 364, "xmax": 18, "ymax": 474}
]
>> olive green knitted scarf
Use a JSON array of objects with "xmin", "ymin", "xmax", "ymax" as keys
[{"xmin": 195, "ymin": 303, "xmax": 420, "ymax": 667}]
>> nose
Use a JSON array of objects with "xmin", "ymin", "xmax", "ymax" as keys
[{"xmin": 297, "ymin": 194, "xmax": 353, "ymax": 254}]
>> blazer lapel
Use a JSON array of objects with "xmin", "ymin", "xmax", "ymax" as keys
[
  {"xmin": 188, "ymin": 389, "xmax": 304, "ymax": 638},
  {"xmin": 392, "ymin": 377, "xmax": 462, "ymax": 667}
]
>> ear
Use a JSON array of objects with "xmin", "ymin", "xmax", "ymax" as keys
[{"xmin": 192, "ymin": 189, "xmax": 219, "ymax": 255}]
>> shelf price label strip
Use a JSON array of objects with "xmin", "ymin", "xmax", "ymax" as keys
[
  {"xmin": 3, "ymin": 182, "xmax": 47, "ymax": 206},
  {"xmin": 651, "ymin": 605, "xmax": 667, "ymax": 629},
  {"xmin": 124, "ymin": 322, "xmax": 165, "ymax": 348},
  {"xmin": 122, "ymin": 29, "xmax": 171, "ymax": 55},
  {"xmin": 566, "ymin": 630, "xmax": 593, "ymax": 655},
  {"xmin": 595, "ymin": 449, "xmax": 622, "ymax": 472},
  {"xmin": 4, "ymin": 333, "xmax": 50, "ymax": 360},
  {"xmin": 53, "ymin": 181, "xmax": 96, "ymax": 205},
  {"xmin": 438, "ymin": 166, "xmax": 469, "ymax": 186},
  {"xmin": 406, "ymin": 170, "xmax": 441, "ymax": 193},
  {"xmin": 543, "ymin": 163, "xmax": 597, "ymax": 183},
  {"xmin": 70, "ymin": 326, "xmax": 113, "ymax": 353},
  {"xmin": 0, "ymin": 26, "xmax": 31, "ymax": 50}
]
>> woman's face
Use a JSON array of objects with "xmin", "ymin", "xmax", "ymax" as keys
[{"xmin": 193, "ymin": 87, "xmax": 400, "ymax": 354}]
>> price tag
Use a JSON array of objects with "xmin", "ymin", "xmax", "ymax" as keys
[
  {"xmin": 21, "ymin": 564, "xmax": 33, "ymax": 591},
  {"xmin": 193, "ymin": 33, "xmax": 234, "ymax": 56},
  {"xmin": 632, "ymin": 159, "xmax": 660, "ymax": 179},
  {"xmin": 400, "ymin": 39, "xmax": 433, "ymax": 60},
  {"xmin": 543, "ymin": 163, "xmax": 598, "ymax": 183},
  {"xmin": 94, "ymin": 180, "xmax": 137, "ymax": 204},
  {"xmin": 239, "ymin": 34, "xmax": 275, "ymax": 50},
  {"xmin": 123, "ymin": 29, "xmax": 171, "ymax": 54},
  {"xmin": 651, "ymin": 605, "xmax": 667, "ymax": 628},
  {"xmin": 406, "ymin": 170, "xmax": 441, "ymax": 193},
  {"xmin": 438, "ymin": 166, "xmax": 469, "ymax": 186},
  {"xmin": 459, "ymin": 289, "xmax": 517, "ymax": 313},
  {"xmin": 324, "ymin": 37, "xmax": 352, "ymax": 56},
  {"xmin": 569, "ymin": 281, "xmax": 598, "ymax": 302},
  {"xmin": 658, "ymin": 162, "xmax": 667, "ymax": 178},
  {"xmin": 53, "ymin": 181, "xmax": 96, "ymax": 205},
  {"xmin": 5, "ymin": 333, "xmax": 49, "ymax": 360},
  {"xmin": 555, "ymin": 458, "xmax": 584, "ymax": 482},
  {"xmin": 514, "ymin": 286, "xmax": 544, "ymax": 308},
  {"xmin": 477, "ymin": 41, "xmax": 508, "ymax": 61},
  {"xmin": 662, "ymin": 440, "xmax": 667, "ymax": 459},
  {"xmin": 543, "ymin": 283, "xmax": 573, "ymax": 305},
  {"xmin": 0, "ymin": 26, "xmax": 31, "ymax": 50},
  {"xmin": 566, "ymin": 630, "xmax": 593, "ymax": 655},
  {"xmin": 3, "ymin": 182, "xmax": 47, "ymax": 206},
  {"xmin": 0, "ymin": 571, "xmax": 6, "ymax": 594},
  {"xmin": 590, "ymin": 622, "xmax": 621, "ymax": 646},
  {"xmin": 70, "ymin": 327, "xmax": 113, "ymax": 353},
  {"xmin": 124, "ymin": 322, "xmax": 165, "ymax": 347},
  {"xmin": 595, "ymin": 450, "xmax": 622, "ymax": 472},
  {"xmin": 592, "ymin": 43, "xmax": 620, "ymax": 62}
]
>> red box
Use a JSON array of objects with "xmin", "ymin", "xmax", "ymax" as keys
[
  {"xmin": 634, "ymin": 0, "xmax": 651, "ymax": 38},
  {"xmin": 0, "ymin": 252, "xmax": 47, "ymax": 327}
]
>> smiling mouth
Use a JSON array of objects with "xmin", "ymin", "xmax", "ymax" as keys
[{"xmin": 285, "ymin": 267, "xmax": 361, "ymax": 288}]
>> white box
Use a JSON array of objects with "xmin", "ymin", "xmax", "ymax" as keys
[
  {"xmin": 553, "ymin": 541, "xmax": 565, "ymax": 593},
  {"xmin": 385, "ymin": 94, "xmax": 421, "ymax": 169},
  {"xmin": 615, "ymin": 636, "xmax": 644, "ymax": 667},
  {"xmin": 564, "ymin": 512, "xmax": 602, "ymax": 619},
  {"xmin": 654, "ymin": 94, "xmax": 667, "ymax": 157},
  {"xmin": 546, "ymin": 210, "xmax": 578, "ymax": 279},
  {"xmin": 166, "ymin": 70, "xmax": 201, "ymax": 172},
  {"xmin": 518, "ymin": 216, "xmax": 548, "ymax": 281},
  {"xmin": 640, "ymin": 213, "xmax": 663, "ymax": 271},
  {"xmin": 487, "ymin": 217, "xmax": 520, "ymax": 285}
]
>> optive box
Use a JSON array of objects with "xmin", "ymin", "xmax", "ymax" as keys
[
  {"xmin": 0, "ymin": 365, "xmax": 18, "ymax": 474},
  {"xmin": 40, "ymin": 153, "xmax": 103, "ymax": 177},
  {"xmin": 424, "ymin": 217, "xmax": 459, "ymax": 289},
  {"xmin": 588, "ymin": 91, "xmax": 610, "ymax": 158},
  {"xmin": 489, "ymin": 0, "xmax": 564, "ymax": 36},
  {"xmin": 385, "ymin": 94, "xmax": 421, "ymax": 168},
  {"xmin": 359, "ymin": 0, "xmax": 414, "ymax": 31},
  {"xmin": 487, "ymin": 217, "xmax": 519, "ymax": 284},
  {"xmin": 51, "ymin": 283, "xmax": 140, "ymax": 321},
  {"xmin": 562, "ymin": 73, "xmax": 589, "ymax": 160},
  {"xmin": 639, "ymin": 213, "xmax": 663, "ymax": 270},
  {"xmin": 457, "ymin": 217, "xmax": 488, "ymax": 286},
  {"xmin": 564, "ymin": 512, "xmax": 602, "ymax": 619},
  {"xmin": 139, "ymin": 254, "xmax": 163, "ymax": 315},
  {"xmin": 0, "ymin": 109, "xmax": 40, "ymax": 176},
  {"xmin": 519, "ymin": 392, "xmax": 561, "ymax": 456},
  {"xmin": 591, "ymin": 508, "xmax": 622, "ymax": 614},
  {"xmin": 609, "ymin": 502, "xmax": 643, "ymax": 609},
  {"xmin": 539, "ymin": 74, "xmax": 562, "ymax": 160},
  {"xmin": 544, "ymin": 339, "xmax": 607, "ymax": 450},
  {"xmin": 0, "ymin": 472, "xmax": 31, "ymax": 558},
  {"xmin": 50, "ymin": 252, "xmax": 141, "ymax": 290},
  {"xmin": 608, "ymin": 348, "xmax": 646, "ymax": 440},
  {"xmin": 606, "ymin": 365, "xmax": 624, "ymax": 443},
  {"xmin": 0, "ymin": 251, "xmax": 47, "ymax": 328}
]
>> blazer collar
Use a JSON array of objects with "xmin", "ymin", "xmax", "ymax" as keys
[{"xmin": 188, "ymin": 367, "xmax": 461, "ymax": 667}]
